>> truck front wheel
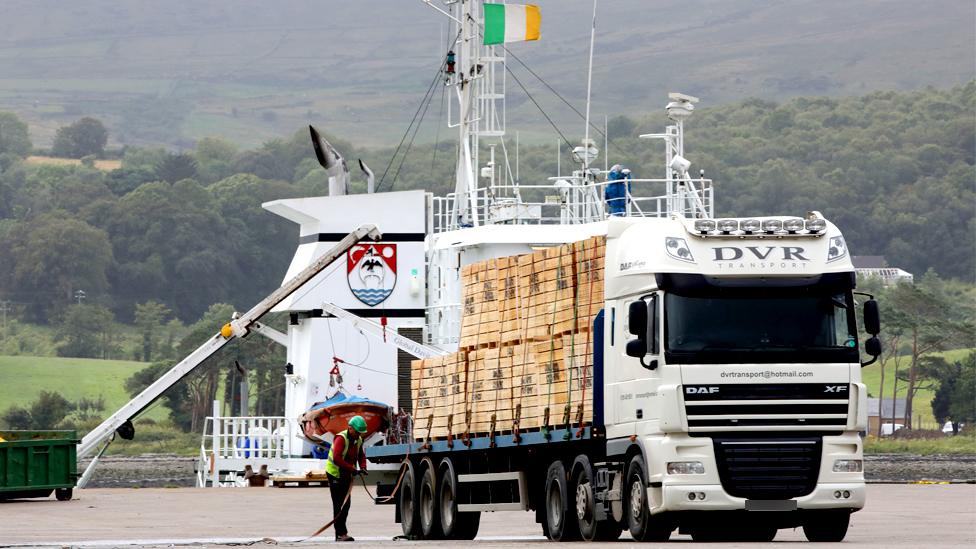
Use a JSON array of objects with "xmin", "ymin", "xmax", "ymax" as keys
[
  {"xmin": 802, "ymin": 510, "xmax": 850, "ymax": 542},
  {"xmin": 544, "ymin": 460, "xmax": 580, "ymax": 541},
  {"xmin": 625, "ymin": 455, "xmax": 673, "ymax": 542}
]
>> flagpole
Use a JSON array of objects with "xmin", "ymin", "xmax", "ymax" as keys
[{"xmin": 583, "ymin": 0, "xmax": 598, "ymax": 170}]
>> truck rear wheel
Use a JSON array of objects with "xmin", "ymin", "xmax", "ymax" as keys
[
  {"xmin": 55, "ymin": 488, "xmax": 72, "ymax": 501},
  {"xmin": 544, "ymin": 460, "xmax": 580, "ymax": 541},
  {"xmin": 571, "ymin": 456, "xmax": 599, "ymax": 541},
  {"xmin": 438, "ymin": 458, "xmax": 480, "ymax": 540},
  {"xmin": 802, "ymin": 510, "xmax": 850, "ymax": 542},
  {"xmin": 419, "ymin": 458, "xmax": 443, "ymax": 539},
  {"xmin": 626, "ymin": 455, "xmax": 673, "ymax": 542},
  {"xmin": 398, "ymin": 461, "xmax": 421, "ymax": 538}
]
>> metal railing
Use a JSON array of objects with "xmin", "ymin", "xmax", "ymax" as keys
[
  {"xmin": 426, "ymin": 302, "xmax": 462, "ymax": 346},
  {"xmin": 429, "ymin": 178, "xmax": 713, "ymax": 233},
  {"xmin": 197, "ymin": 412, "xmax": 298, "ymax": 487}
]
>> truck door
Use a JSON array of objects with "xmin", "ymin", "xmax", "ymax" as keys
[{"xmin": 606, "ymin": 294, "xmax": 662, "ymax": 438}]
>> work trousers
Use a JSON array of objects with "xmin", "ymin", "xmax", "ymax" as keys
[{"xmin": 328, "ymin": 471, "xmax": 353, "ymax": 537}]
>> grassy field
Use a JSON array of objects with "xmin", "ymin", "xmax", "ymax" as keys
[
  {"xmin": 0, "ymin": 355, "xmax": 165, "ymax": 421},
  {"xmin": 865, "ymin": 433, "xmax": 976, "ymax": 455},
  {"xmin": 860, "ymin": 349, "xmax": 973, "ymax": 430},
  {"xmin": 25, "ymin": 155, "xmax": 121, "ymax": 171}
]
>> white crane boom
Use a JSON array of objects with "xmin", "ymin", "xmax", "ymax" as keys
[{"xmin": 77, "ymin": 225, "xmax": 381, "ymax": 460}]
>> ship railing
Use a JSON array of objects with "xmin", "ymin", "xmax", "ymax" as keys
[
  {"xmin": 429, "ymin": 178, "xmax": 713, "ymax": 233},
  {"xmin": 426, "ymin": 302, "xmax": 461, "ymax": 346},
  {"xmin": 197, "ymin": 410, "xmax": 297, "ymax": 487}
]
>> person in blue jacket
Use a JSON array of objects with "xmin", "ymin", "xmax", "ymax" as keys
[{"xmin": 605, "ymin": 164, "xmax": 632, "ymax": 216}]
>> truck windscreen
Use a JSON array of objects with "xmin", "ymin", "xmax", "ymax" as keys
[{"xmin": 664, "ymin": 289, "xmax": 859, "ymax": 364}]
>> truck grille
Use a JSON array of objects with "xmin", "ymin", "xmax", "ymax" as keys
[
  {"xmin": 713, "ymin": 438, "xmax": 822, "ymax": 500},
  {"xmin": 683, "ymin": 383, "xmax": 850, "ymax": 432}
]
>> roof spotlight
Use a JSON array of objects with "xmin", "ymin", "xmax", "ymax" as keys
[
  {"xmin": 716, "ymin": 219, "xmax": 739, "ymax": 233},
  {"xmin": 740, "ymin": 219, "xmax": 761, "ymax": 233},
  {"xmin": 783, "ymin": 219, "xmax": 805, "ymax": 233},
  {"xmin": 694, "ymin": 219, "xmax": 716, "ymax": 233},
  {"xmin": 805, "ymin": 219, "xmax": 827, "ymax": 233},
  {"xmin": 761, "ymin": 219, "xmax": 783, "ymax": 233}
]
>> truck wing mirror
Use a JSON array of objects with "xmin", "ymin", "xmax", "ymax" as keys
[
  {"xmin": 628, "ymin": 300, "xmax": 647, "ymax": 336},
  {"xmin": 626, "ymin": 339, "xmax": 647, "ymax": 358},
  {"xmin": 863, "ymin": 299, "xmax": 880, "ymax": 335},
  {"xmin": 861, "ymin": 336, "xmax": 882, "ymax": 367}
]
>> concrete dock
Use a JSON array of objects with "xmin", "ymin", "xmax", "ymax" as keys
[{"xmin": 1, "ymin": 484, "xmax": 973, "ymax": 547}]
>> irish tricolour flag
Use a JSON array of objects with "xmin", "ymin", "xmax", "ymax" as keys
[{"xmin": 483, "ymin": 4, "xmax": 541, "ymax": 45}]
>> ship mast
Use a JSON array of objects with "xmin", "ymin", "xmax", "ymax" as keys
[{"xmin": 425, "ymin": 0, "xmax": 507, "ymax": 228}]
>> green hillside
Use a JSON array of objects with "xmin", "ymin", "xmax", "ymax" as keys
[
  {"xmin": 0, "ymin": 355, "xmax": 166, "ymax": 421},
  {"xmin": 0, "ymin": 0, "xmax": 972, "ymax": 148}
]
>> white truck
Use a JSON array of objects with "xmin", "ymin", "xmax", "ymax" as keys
[{"xmin": 367, "ymin": 213, "xmax": 882, "ymax": 543}]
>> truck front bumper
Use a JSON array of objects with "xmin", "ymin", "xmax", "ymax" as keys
[
  {"xmin": 660, "ymin": 481, "xmax": 865, "ymax": 512},
  {"xmin": 643, "ymin": 432, "xmax": 865, "ymax": 514}
]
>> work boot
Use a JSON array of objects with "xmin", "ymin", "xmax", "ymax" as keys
[{"xmin": 335, "ymin": 534, "xmax": 355, "ymax": 542}]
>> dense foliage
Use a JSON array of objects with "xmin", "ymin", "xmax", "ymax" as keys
[{"xmin": 0, "ymin": 84, "xmax": 972, "ymax": 328}]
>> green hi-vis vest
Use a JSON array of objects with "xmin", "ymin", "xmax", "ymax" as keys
[{"xmin": 325, "ymin": 429, "xmax": 362, "ymax": 477}]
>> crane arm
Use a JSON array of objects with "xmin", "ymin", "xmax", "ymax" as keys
[
  {"xmin": 77, "ymin": 224, "xmax": 381, "ymax": 459},
  {"xmin": 320, "ymin": 302, "xmax": 444, "ymax": 359}
]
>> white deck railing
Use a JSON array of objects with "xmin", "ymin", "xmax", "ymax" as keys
[
  {"xmin": 429, "ymin": 177, "xmax": 713, "ymax": 233},
  {"xmin": 197, "ymin": 406, "xmax": 307, "ymax": 487}
]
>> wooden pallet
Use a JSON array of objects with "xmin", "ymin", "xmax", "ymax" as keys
[
  {"xmin": 271, "ymin": 474, "xmax": 330, "ymax": 488},
  {"xmin": 412, "ymin": 236, "xmax": 604, "ymax": 442}
]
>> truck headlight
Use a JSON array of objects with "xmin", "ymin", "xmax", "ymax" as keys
[
  {"xmin": 667, "ymin": 461, "xmax": 705, "ymax": 474},
  {"xmin": 832, "ymin": 459, "xmax": 862, "ymax": 472}
]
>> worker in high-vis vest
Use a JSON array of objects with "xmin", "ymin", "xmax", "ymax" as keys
[{"xmin": 325, "ymin": 415, "xmax": 368, "ymax": 542}]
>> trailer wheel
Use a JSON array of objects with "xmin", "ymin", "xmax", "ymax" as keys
[
  {"xmin": 625, "ymin": 455, "xmax": 673, "ymax": 542},
  {"xmin": 544, "ymin": 460, "xmax": 580, "ymax": 541},
  {"xmin": 398, "ymin": 461, "xmax": 421, "ymax": 538},
  {"xmin": 419, "ymin": 457, "xmax": 443, "ymax": 539},
  {"xmin": 438, "ymin": 458, "xmax": 480, "ymax": 540},
  {"xmin": 802, "ymin": 510, "xmax": 850, "ymax": 542},
  {"xmin": 55, "ymin": 488, "xmax": 72, "ymax": 501}
]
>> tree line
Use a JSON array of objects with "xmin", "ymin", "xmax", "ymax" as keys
[
  {"xmin": 1, "ymin": 83, "xmax": 971, "ymax": 328},
  {"xmin": 0, "ymin": 83, "xmax": 973, "ymax": 432}
]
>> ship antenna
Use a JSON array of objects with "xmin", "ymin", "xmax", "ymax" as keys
[{"xmin": 582, "ymin": 0, "xmax": 598, "ymax": 170}]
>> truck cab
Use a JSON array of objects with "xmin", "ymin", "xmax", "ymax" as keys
[{"xmin": 602, "ymin": 212, "xmax": 877, "ymax": 540}]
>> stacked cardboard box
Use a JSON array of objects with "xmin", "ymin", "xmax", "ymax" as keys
[{"xmin": 412, "ymin": 236, "xmax": 605, "ymax": 441}]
